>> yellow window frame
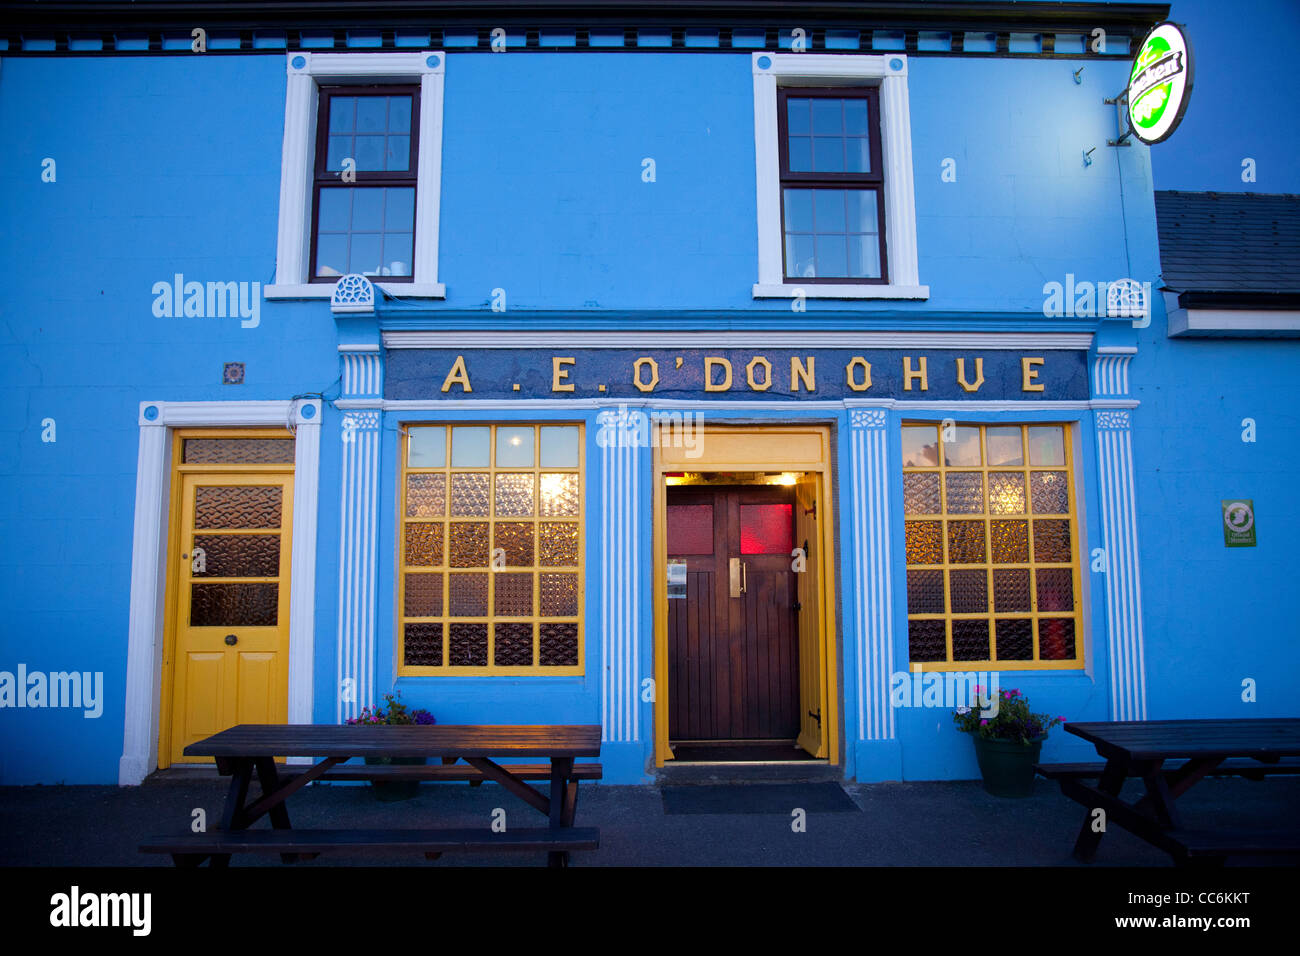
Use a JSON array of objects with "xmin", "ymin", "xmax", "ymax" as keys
[
  {"xmin": 902, "ymin": 421, "xmax": 1085, "ymax": 672},
  {"xmin": 397, "ymin": 422, "xmax": 585, "ymax": 676}
]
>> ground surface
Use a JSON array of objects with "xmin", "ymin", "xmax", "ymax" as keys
[{"xmin": 1, "ymin": 774, "xmax": 1296, "ymax": 866}]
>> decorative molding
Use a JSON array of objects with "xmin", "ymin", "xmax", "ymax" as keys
[
  {"xmin": 119, "ymin": 399, "xmax": 322, "ymax": 785},
  {"xmin": 850, "ymin": 409, "xmax": 887, "ymax": 428},
  {"xmin": 336, "ymin": 403, "xmax": 382, "ymax": 723},
  {"xmin": 341, "ymin": 350, "xmax": 384, "ymax": 399},
  {"xmin": 331, "ymin": 274, "xmax": 375, "ymax": 314},
  {"xmin": 597, "ymin": 408, "xmax": 640, "ymax": 744},
  {"xmin": 1094, "ymin": 409, "xmax": 1132, "ymax": 429},
  {"xmin": 848, "ymin": 411, "xmax": 894, "ymax": 742},
  {"xmin": 349, "ymin": 397, "xmax": 1137, "ymax": 412},
  {"xmin": 1092, "ymin": 351, "xmax": 1134, "ymax": 398},
  {"xmin": 751, "ymin": 53, "xmax": 925, "ymax": 300},
  {"xmin": 1092, "ymin": 408, "xmax": 1147, "ymax": 721},
  {"xmin": 268, "ymin": 51, "xmax": 445, "ymax": 298},
  {"xmin": 383, "ymin": 330, "xmax": 1095, "ymax": 350}
]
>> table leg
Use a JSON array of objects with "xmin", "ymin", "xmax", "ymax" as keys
[
  {"xmin": 254, "ymin": 757, "xmax": 311, "ymax": 863},
  {"xmin": 548, "ymin": 757, "xmax": 574, "ymax": 868},
  {"xmin": 1072, "ymin": 757, "xmax": 1127, "ymax": 863},
  {"xmin": 213, "ymin": 758, "xmax": 255, "ymax": 868}
]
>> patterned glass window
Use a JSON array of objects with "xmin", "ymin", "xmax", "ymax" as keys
[
  {"xmin": 399, "ymin": 423, "xmax": 583, "ymax": 674},
  {"xmin": 902, "ymin": 423, "xmax": 1082, "ymax": 670}
]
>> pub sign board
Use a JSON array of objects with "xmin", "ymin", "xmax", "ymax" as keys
[
  {"xmin": 1127, "ymin": 21, "xmax": 1195, "ymax": 145},
  {"xmin": 385, "ymin": 348, "xmax": 1090, "ymax": 402}
]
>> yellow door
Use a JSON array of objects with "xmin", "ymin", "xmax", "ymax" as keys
[
  {"xmin": 167, "ymin": 472, "xmax": 293, "ymax": 764},
  {"xmin": 794, "ymin": 474, "xmax": 826, "ymax": 757}
]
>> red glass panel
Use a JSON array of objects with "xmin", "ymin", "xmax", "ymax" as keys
[
  {"xmin": 740, "ymin": 504, "xmax": 793, "ymax": 555},
  {"xmin": 667, "ymin": 504, "xmax": 713, "ymax": 555}
]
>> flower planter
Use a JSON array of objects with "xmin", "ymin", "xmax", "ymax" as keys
[
  {"xmin": 970, "ymin": 734, "xmax": 1043, "ymax": 798},
  {"xmin": 364, "ymin": 755, "xmax": 427, "ymax": 802}
]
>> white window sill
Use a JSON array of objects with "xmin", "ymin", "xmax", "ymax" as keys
[
  {"xmin": 753, "ymin": 283, "xmax": 930, "ymax": 300},
  {"xmin": 265, "ymin": 282, "xmax": 447, "ymax": 300}
]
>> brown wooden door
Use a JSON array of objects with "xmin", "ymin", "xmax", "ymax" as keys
[{"xmin": 667, "ymin": 485, "xmax": 799, "ymax": 741}]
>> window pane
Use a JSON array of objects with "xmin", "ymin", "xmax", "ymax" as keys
[
  {"xmin": 902, "ymin": 426, "xmax": 939, "ymax": 467},
  {"xmin": 326, "ymin": 135, "xmax": 352, "ymax": 171},
  {"xmin": 813, "ymin": 190, "xmax": 846, "ymax": 232},
  {"xmin": 540, "ymin": 474, "xmax": 580, "ymax": 516},
  {"xmin": 844, "ymin": 190, "xmax": 878, "ymax": 233},
  {"xmin": 496, "ymin": 426, "xmax": 535, "ymax": 467},
  {"xmin": 786, "ymin": 97, "xmax": 811, "ymax": 134},
  {"xmin": 451, "ymin": 427, "xmax": 491, "ymax": 466},
  {"xmin": 783, "ymin": 189, "xmax": 814, "ymax": 233},
  {"xmin": 785, "ymin": 235, "xmax": 815, "ymax": 278},
  {"xmin": 349, "ymin": 234, "xmax": 382, "ymax": 276},
  {"xmin": 1028, "ymin": 426, "xmax": 1066, "ymax": 466},
  {"xmin": 668, "ymin": 504, "xmax": 714, "ymax": 554},
  {"xmin": 812, "ymin": 136, "xmax": 844, "ymax": 171},
  {"xmin": 846, "ymin": 136, "xmax": 870, "ymax": 173},
  {"xmin": 354, "ymin": 134, "xmax": 385, "ymax": 170},
  {"xmin": 314, "ymin": 235, "xmax": 347, "ymax": 277},
  {"xmin": 943, "ymin": 426, "xmax": 982, "ymax": 466},
  {"xmin": 814, "ymin": 236, "xmax": 848, "ymax": 276},
  {"xmin": 788, "ymin": 135, "xmax": 812, "ymax": 171},
  {"xmin": 843, "ymin": 98, "xmax": 868, "ymax": 136},
  {"xmin": 328, "ymin": 96, "xmax": 356, "ymax": 133},
  {"xmin": 381, "ymin": 234, "xmax": 412, "ymax": 276},
  {"xmin": 540, "ymin": 426, "xmax": 580, "ymax": 467},
  {"xmin": 385, "ymin": 135, "xmax": 410, "ymax": 171},
  {"xmin": 986, "ymin": 426, "xmax": 1024, "ymax": 466},
  {"xmin": 386, "ymin": 186, "xmax": 415, "ymax": 227},
  {"xmin": 810, "ymin": 98, "xmax": 843, "ymax": 134},
  {"xmin": 355, "ymin": 96, "xmax": 387, "ymax": 132},
  {"xmin": 317, "ymin": 188, "xmax": 350, "ymax": 232},
  {"xmin": 903, "ymin": 473, "xmax": 940, "ymax": 514},
  {"xmin": 847, "ymin": 234, "xmax": 881, "ymax": 278},
  {"xmin": 349, "ymin": 189, "xmax": 383, "ymax": 231},
  {"xmin": 389, "ymin": 96, "xmax": 411, "ymax": 133},
  {"xmin": 739, "ymin": 504, "xmax": 793, "ymax": 555},
  {"xmin": 407, "ymin": 426, "xmax": 446, "ymax": 467}
]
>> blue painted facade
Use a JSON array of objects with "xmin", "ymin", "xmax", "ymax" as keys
[{"xmin": 1, "ymin": 0, "xmax": 1295, "ymax": 787}]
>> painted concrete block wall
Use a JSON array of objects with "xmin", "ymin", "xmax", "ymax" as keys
[{"xmin": 2, "ymin": 20, "xmax": 1265, "ymax": 785}]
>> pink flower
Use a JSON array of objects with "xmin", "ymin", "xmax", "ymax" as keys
[
  {"xmin": 980, "ymin": 719, "xmax": 989, "ymax": 726},
  {"xmin": 973, "ymin": 685, "xmax": 982, "ymax": 694}
]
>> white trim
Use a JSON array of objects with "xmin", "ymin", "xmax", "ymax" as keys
[
  {"xmin": 119, "ymin": 399, "xmax": 322, "ymax": 785},
  {"xmin": 265, "ymin": 282, "xmax": 446, "ymax": 300},
  {"xmin": 752, "ymin": 283, "xmax": 929, "ymax": 299},
  {"xmin": 270, "ymin": 51, "xmax": 445, "ymax": 297},
  {"xmin": 359, "ymin": 398, "xmax": 1133, "ymax": 412},
  {"xmin": 751, "ymin": 52, "xmax": 925, "ymax": 299},
  {"xmin": 1167, "ymin": 307, "xmax": 1300, "ymax": 336},
  {"xmin": 383, "ymin": 330, "xmax": 1094, "ymax": 350}
]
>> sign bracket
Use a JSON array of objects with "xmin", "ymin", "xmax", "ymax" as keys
[{"xmin": 1104, "ymin": 89, "xmax": 1133, "ymax": 147}]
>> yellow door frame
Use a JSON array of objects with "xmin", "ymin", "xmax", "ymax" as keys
[
  {"xmin": 651, "ymin": 424, "xmax": 840, "ymax": 766},
  {"xmin": 157, "ymin": 427, "xmax": 296, "ymax": 769}
]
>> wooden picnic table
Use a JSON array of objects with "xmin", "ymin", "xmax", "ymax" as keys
[
  {"xmin": 140, "ymin": 724, "xmax": 602, "ymax": 868},
  {"xmin": 1038, "ymin": 718, "xmax": 1300, "ymax": 866}
]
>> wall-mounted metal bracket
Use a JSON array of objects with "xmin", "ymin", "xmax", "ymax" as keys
[{"xmin": 1104, "ymin": 88, "xmax": 1133, "ymax": 146}]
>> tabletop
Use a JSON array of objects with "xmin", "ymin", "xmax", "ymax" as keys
[
  {"xmin": 1065, "ymin": 719, "xmax": 1300, "ymax": 761},
  {"xmin": 183, "ymin": 724, "xmax": 603, "ymax": 759}
]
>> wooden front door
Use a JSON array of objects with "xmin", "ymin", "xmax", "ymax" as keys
[
  {"xmin": 667, "ymin": 485, "xmax": 799, "ymax": 741},
  {"xmin": 167, "ymin": 472, "xmax": 293, "ymax": 764}
]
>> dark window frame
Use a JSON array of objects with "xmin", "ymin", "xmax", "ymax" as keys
[
  {"xmin": 777, "ymin": 85, "xmax": 888, "ymax": 285},
  {"xmin": 309, "ymin": 83, "xmax": 421, "ymax": 284}
]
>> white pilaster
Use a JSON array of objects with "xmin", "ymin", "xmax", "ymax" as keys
[
  {"xmin": 849, "ymin": 409, "xmax": 895, "ymax": 741},
  {"xmin": 597, "ymin": 407, "xmax": 642, "ymax": 744}
]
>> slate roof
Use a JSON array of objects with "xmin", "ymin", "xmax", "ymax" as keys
[{"xmin": 1155, "ymin": 190, "xmax": 1300, "ymax": 297}]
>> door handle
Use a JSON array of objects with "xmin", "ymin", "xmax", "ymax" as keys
[
  {"xmin": 224, "ymin": 634, "xmax": 238, "ymax": 646},
  {"xmin": 729, "ymin": 559, "xmax": 748, "ymax": 598}
]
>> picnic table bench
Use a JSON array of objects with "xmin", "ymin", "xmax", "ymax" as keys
[
  {"xmin": 139, "ymin": 724, "xmax": 602, "ymax": 868},
  {"xmin": 1037, "ymin": 718, "xmax": 1300, "ymax": 866}
]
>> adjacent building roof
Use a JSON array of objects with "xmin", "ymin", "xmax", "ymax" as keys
[{"xmin": 1155, "ymin": 190, "xmax": 1300, "ymax": 305}]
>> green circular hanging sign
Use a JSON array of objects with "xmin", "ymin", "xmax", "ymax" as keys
[{"xmin": 1127, "ymin": 21, "xmax": 1194, "ymax": 144}]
